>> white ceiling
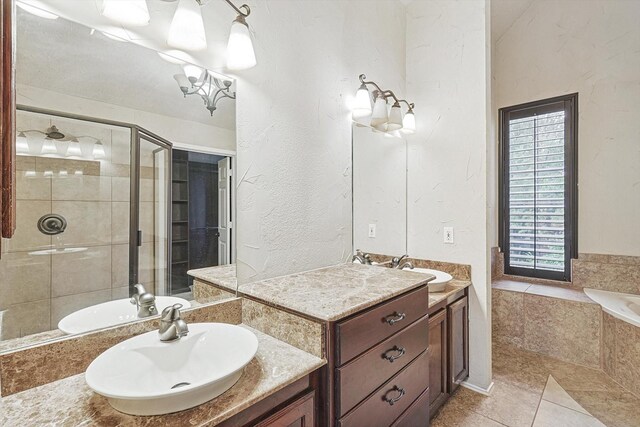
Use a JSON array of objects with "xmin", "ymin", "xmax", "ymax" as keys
[
  {"xmin": 491, "ymin": 0, "xmax": 535, "ymax": 43},
  {"xmin": 16, "ymin": 0, "xmax": 236, "ymax": 130}
]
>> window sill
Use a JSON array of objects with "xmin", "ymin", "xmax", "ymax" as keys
[{"xmin": 492, "ymin": 277, "xmax": 596, "ymax": 305}]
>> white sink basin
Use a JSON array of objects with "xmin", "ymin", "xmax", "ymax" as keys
[
  {"xmin": 410, "ymin": 268, "xmax": 453, "ymax": 292},
  {"xmin": 58, "ymin": 296, "xmax": 191, "ymax": 334},
  {"xmin": 86, "ymin": 323, "xmax": 259, "ymax": 415}
]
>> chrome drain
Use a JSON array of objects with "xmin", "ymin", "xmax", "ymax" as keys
[{"xmin": 171, "ymin": 382, "xmax": 191, "ymax": 389}]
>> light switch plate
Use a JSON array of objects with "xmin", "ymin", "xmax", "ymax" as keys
[
  {"xmin": 368, "ymin": 224, "xmax": 376, "ymax": 238},
  {"xmin": 444, "ymin": 227, "xmax": 454, "ymax": 244}
]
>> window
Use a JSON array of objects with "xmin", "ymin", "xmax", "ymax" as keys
[{"xmin": 499, "ymin": 94, "xmax": 578, "ymax": 281}]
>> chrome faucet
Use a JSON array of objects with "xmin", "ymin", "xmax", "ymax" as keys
[
  {"xmin": 130, "ymin": 284, "xmax": 158, "ymax": 318},
  {"xmin": 353, "ymin": 249, "xmax": 372, "ymax": 265},
  {"xmin": 392, "ymin": 255, "xmax": 414, "ymax": 270},
  {"xmin": 159, "ymin": 303, "xmax": 189, "ymax": 342}
]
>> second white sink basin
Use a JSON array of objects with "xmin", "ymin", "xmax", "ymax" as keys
[
  {"xmin": 58, "ymin": 296, "xmax": 191, "ymax": 334},
  {"xmin": 411, "ymin": 268, "xmax": 453, "ymax": 292},
  {"xmin": 86, "ymin": 323, "xmax": 259, "ymax": 415}
]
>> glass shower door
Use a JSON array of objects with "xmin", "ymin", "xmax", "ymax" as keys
[{"xmin": 132, "ymin": 131, "xmax": 171, "ymax": 296}]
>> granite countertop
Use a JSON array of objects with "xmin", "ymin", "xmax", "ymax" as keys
[
  {"xmin": 188, "ymin": 264, "xmax": 237, "ymax": 292},
  {"xmin": 0, "ymin": 326, "xmax": 325, "ymax": 427},
  {"xmin": 428, "ymin": 280, "xmax": 473, "ymax": 307},
  {"xmin": 238, "ymin": 263, "xmax": 434, "ymax": 322}
]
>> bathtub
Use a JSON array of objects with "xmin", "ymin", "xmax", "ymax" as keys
[{"xmin": 584, "ymin": 288, "xmax": 640, "ymax": 328}]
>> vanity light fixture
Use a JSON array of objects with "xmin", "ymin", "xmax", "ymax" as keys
[
  {"xmin": 41, "ymin": 139, "xmax": 58, "ymax": 155},
  {"xmin": 16, "ymin": 1, "xmax": 59, "ymax": 20},
  {"xmin": 16, "ymin": 132, "xmax": 30, "ymax": 155},
  {"xmin": 92, "ymin": 141, "xmax": 106, "ymax": 160},
  {"xmin": 67, "ymin": 138, "xmax": 83, "ymax": 157},
  {"xmin": 173, "ymin": 68, "xmax": 236, "ymax": 116},
  {"xmin": 353, "ymin": 74, "xmax": 416, "ymax": 136},
  {"xmin": 225, "ymin": 2, "xmax": 256, "ymax": 70},
  {"xmin": 167, "ymin": 0, "xmax": 208, "ymax": 51},
  {"xmin": 101, "ymin": 0, "xmax": 150, "ymax": 27}
]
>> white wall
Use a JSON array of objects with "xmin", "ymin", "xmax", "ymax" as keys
[
  {"xmin": 353, "ymin": 125, "xmax": 407, "ymax": 256},
  {"xmin": 406, "ymin": 0, "xmax": 493, "ymax": 390},
  {"xmin": 234, "ymin": 0, "xmax": 406, "ymax": 283},
  {"xmin": 17, "ymin": 84, "xmax": 236, "ymax": 152},
  {"xmin": 493, "ymin": 0, "xmax": 640, "ymax": 256}
]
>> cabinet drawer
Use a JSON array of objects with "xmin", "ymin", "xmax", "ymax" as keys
[
  {"xmin": 336, "ymin": 286, "xmax": 429, "ymax": 365},
  {"xmin": 338, "ymin": 350, "xmax": 429, "ymax": 427},
  {"xmin": 336, "ymin": 315, "xmax": 429, "ymax": 417},
  {"xmin": 391, "ymin": 386, "xmax": 430, "ymax": 427}
]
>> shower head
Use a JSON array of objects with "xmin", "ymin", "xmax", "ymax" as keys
[{"xmin": 45, "ymin": 125, "xmax": 65, "ymax": 140}]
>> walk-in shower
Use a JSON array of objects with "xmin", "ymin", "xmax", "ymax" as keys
[{"xmin": 0, "ymin": 106, "xmax": 173, "ymax": 340}]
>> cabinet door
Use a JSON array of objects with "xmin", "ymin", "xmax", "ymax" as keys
[
  {"xmin": 428, "ymin": 308, "xmax": 448, "ymax": 415},
  {"xmin": 447, "ymin": 296, "xmax": 469, "ymax": 393},
  {"xmin": 256, "ymin": 391, "xmax": 315, "ymax": 427}
]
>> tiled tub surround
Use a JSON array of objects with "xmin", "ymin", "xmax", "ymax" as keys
[
  {"xmin": 189, "ymin": 264, "xmax": 237, "ymax": 293},
  {"xmin": 0, "ymin": 298, "xmax": 243, "ymax": 396},
  {"xmin": 0, "ymin": 326, "xmax": 325, "ymax": 427},
  {"xmin": 603, "ymin": 313, "xmax": 640, "ymax": 398},
  {"xmin": 0, "ymin": 111, "xmax": 162, "ymax": 341}
]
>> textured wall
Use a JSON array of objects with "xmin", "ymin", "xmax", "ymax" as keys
[
  {"xmin": 235, "ymin": 0, "xmax": 406, "ymax": 283},
  {"xmin": 406, "ymin": 0, "xmax": 493, "ymax": 390},
  {"xmin": 493, "ymin": 0, "xmax": 640, "ymax": 256}
]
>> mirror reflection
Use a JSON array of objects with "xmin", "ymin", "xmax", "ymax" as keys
[
  {"xmin": 0, "ymin": 6, "xmax": 237, "ymax": 347},
  {"xmin": 352, "ymin": 125, "xmax": 407, "ymax": 262}
]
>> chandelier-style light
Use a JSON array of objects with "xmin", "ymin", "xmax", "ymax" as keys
[
  {"xmin": 352, "ymin": 74, "xmax": 416, "ymax": 136},
  {"xmin": 173, "ymin": 66, "xmax": 236, "ymax": 116}
]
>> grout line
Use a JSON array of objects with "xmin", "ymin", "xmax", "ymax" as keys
[{"xmin": 530, "ymin": 375, "xmax": 550, "ymax": 426}]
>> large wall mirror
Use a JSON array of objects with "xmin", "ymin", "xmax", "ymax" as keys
[
  {"xmin": 352, "ymin": 124, "xmax": 407, "ymax": 261},
  {"xmin": 0, "ymin": 2, "xmax": 237, "ymax": 349}
]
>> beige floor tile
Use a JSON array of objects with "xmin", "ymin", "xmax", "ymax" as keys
[
  {"xmin": 569, "ymin": 390, "xmax": 640, "ymax": 427},
  {"xmin": 533, "ymin": 400, "xmax": 604, "ymax": 427},
  {"xmin": 492, "ymin": 344, "xmax": 550, "ymax": 393},
  {"xmin": 432, "ymin": 399, "xmax": 505, "ymax": 427},
  {"xmin": 542, "ymin": 376, "xmax": 590, "ymax": 415},
  {"xmin": 452, "ymin": 380, "xmax": 540, "ymax": 427}
]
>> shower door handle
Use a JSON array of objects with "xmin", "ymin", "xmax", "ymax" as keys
[{"xmin": 137, "ymin": 230, "xmax": 142, "ymax": 247}]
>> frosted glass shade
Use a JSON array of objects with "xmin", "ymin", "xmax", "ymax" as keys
[
  {"xmin": 182, "ymin": 64, "xmax": 202, "ymax": 83},
  {"xmin": 370, "ymin": 96, "xmax": 389, "ymax": 131},
  {"xmin": 16, "ymin": 133, "xmax": 29, "ymax": 155},
  {"xmin": 227, "ymin": 18, "xmax": 257, "ymax": 70},
  {"xmin": 168, "ymin": 0, "xmax": 207, "ymax": 51},
  {"xmin": 101, "ymin": 0, "xmax": 149, "ymax": 26},
  {"xmin": 93, "ymin": 141, "xmax": 106, "ymax": 160},
  {"xmin": 352, "ymin": 85, "xmax": 372, "ymax": 120},
  {"xmin": 387, "ymin": 103, "xmax": 403, "ymax": 131},
  {"xmin": 41, "ymin": 139, "xmax": 57, "ymax": 155},
  {"xmin": 67, "ymin": 139, "xmax": 82, "ymax": 157},
  {"xmin": 402, "ymin": 110, "xmax": 416, "ymax": 134},
  {"xmin": 173, "ymin": 74, "xmax": 190, "ymax": 91}
]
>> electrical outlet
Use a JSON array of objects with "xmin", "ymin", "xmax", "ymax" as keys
[
  {"xmin": 368, "ymin": 224, "xmax": 376, "ymax": 238},
  {"xmin": 443, "ymin": 227, "xmax": 454, "ymax": 244}
]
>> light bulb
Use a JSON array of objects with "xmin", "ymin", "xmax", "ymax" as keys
[
  {"xmin": 387, "ymin": 102, "xmax": 403, "ymax": 131},
  {"xmin": 167, "ymin": 0, "xmax": 207, "ymax": 51},
  {"xmin": 67, "ymin": 138, "xmax": 82, "ymax": 157},
  {"xmin": 16, "ymin": 132, "xmax": 29, "ymax": 155},
  {"xmin": 370, "ymin": 95, "xmax": 389, "ymax": 131},
  {"xmin": 227, "ymin": 15, "xmax": 256, "ymax": 70},
  {"xmin": 16, "ymin": 1, "xmax": 59, "ymax": 20},
  {"xmin": 93, "ymin": 141, "xmax": 106, "ymax": 159},
  {"xmin": 182, "ymin": 64, "xmax": 202, "ymax": 83},
  {"xmin": 352, "ymin": 84, "xmax": 372, "ymax": 121},
  {"xmin": 402, "ymin": 110, "xmax": 416, "ymax": 134},
  {"xmin": 101, "ymin": 0, "xmax": 149, "ymax": 27},
  {"xmin": 41, "ymin": 139, "xmax": 57, "ymax": 155}
]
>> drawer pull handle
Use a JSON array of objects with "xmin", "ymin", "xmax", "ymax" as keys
[
  {"xmin": 382, "ymin": 386, "xmax": 406, "ymax": 406},
  {"xmin": 382, "ymin": 346, "xmax": 406, "ymax": 363},
  {"xmin": 385, "ymin": 312, "xmax": 406, "ymax": 325}
]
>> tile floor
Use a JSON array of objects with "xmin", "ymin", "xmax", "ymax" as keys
[{"xmin": 432, "ymin": 343, "xmax": 640, "ymax": 427}]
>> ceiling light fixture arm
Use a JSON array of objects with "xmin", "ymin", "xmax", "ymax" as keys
[
  {"xmin": 223, "ymin": 0, "xmax": 250, "ymax": 17},
  {"xmin": 359, "ymin": 74, "xmax": 385, "ymax": 98}
]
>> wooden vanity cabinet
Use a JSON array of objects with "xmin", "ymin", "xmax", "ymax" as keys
[
  {"xmin": 255, "ymin": 390, "xmax": 316, "ymax": 427},
  {"xmin": 325, "ymin": 285, "xmax": 432, "ymax": 427},
  {"xmin": 427, "ymin": 290, "xmax": 469, "ymax": 419}
]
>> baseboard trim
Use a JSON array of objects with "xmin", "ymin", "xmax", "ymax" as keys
[{"xmin": 460, "ymin": 380, "xmax": 494, "ymax": 396}]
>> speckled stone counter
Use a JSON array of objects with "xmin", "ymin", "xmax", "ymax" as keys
[
  {"xmin": 238, "ymin": 263, "xmax": 434, "ymax": 322},
  {"xmin": 0, "ymin": 326, "xmax": 325, "ymax": 427},
  {"xmin": 428, "ymin": 280, "xmax": 473, "ymax": 307},
  {"xmin": 188, "ymin": 264, "xmax": 237, "ymax": 292}
]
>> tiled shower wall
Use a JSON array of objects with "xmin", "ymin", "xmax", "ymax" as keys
[{"xmin": 0, "ymin": 111, "xmax": 157, "ymax": 340}]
